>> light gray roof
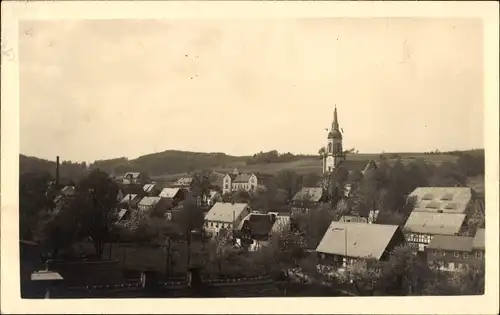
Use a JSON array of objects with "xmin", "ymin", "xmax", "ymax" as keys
[
  {"xmin": 138, "ymin": 196, "xmax": 161, "ymax": 207},
  {"xmin": 60, "ymin": 186, "xmax": 75, "ymax": 195},
  {"xmin": 31, "ymin": 270, "xmax": 64, "ymax": 281},
  {"xmin": 472, "ymin": 228, "xmax": 485, "ymax": 250},
  {"xmin": 271, "ymin": 215, "xmax": 291, "ymax": 233},
  {"xmin": 292, "ymin": 187, "xmax": 324, "ymax": 202},
  {"xmin": 427, "ymin": 235, "xmax": 474, "ymax": 252},
  {"xmin": 143, "ymin": 184, "xmax": 157, "ymax": 193},
  {"xmin": 117, "ymin": 209, "xmax": 128, "ymax": 221},
  {"xmin": 159, "ymin": 187, "xmax": 180, "ymax": 198},
  {"xmin": 316, "ymin": 221, "xmax": 400, "ymax": 260},
  {"xmin": 408, "ymin": 187, "xmax": 472, "ymax": 214},
  {"xmin": 174, "ymin": 177, "xmax": 193, "ymax": 186},
  {"xmin": 121, "ymin": 194, "xmax": 138, "ymax": 204},
  {"xmin": 124, "ymin": 172, "xmax": 141, "ymax": 178},
  {"xmin": 404, "ymin": 211, "xmax": 466, "ymax": 235},
  {"xmin": 205, "ymin": 202, "xmax": 249, "ymax": 223}
]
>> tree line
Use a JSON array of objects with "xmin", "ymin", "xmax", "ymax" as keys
[{"xmin": 245, "ymin": 150, "xmax": 315, "ymax": 165}]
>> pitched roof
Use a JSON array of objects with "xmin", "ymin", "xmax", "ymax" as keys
[
  {"xmin": 121, "ymin": 194, "xmax": 138, "ymax": 204},
  {"xmin": 60, "ymin": 186, "xmax": 75, "ymax": 195},
  {"xmin": 316, "ymin": 222, "xmax": 400, "ymax": 260},
  {"xmin": 143, "ymin": 184, "xmax": 157, "ymax": 193},
  {"xmin": 31, "ymin": 270, "xmax": 64, "ymax": 281},
  {"xmin": 238, "ymin": 213, "xmax": 275, "ymax": 236},
  {"xmin": 174, "ymin": 177, "xmax": 193, "ymax": 186},
  {"xmin": 117, "ymin": 209, "xmax": 128, "ymax": 221},
  {"xmin": 271, "ymin": 214, "xmax": 291, "ymax": 233},
  {"xmin": 362, "ymin": 160, "xmax": 378, "ymax": 175},
  {"xmin": 408, "ymin": 187, "xmax": 473, "ymax": 214},
  {"xmin": 209, "ymin": 190, "xmax": 220, "ymax": 199},
  {"xmin": 205, "ymin": 202, "xmax": 249, "ymax": 223},
  {"xmin": 427, "ymin": 235, "xmax": 474, "ymax": 252},
  {"xmin": 138, "ymin": 196, "xmax": 161, "ymax": 207},
  {"xmin": 404, "ymin": 211, "xmax": 466, "ymax": 235},
  {"xmin": 234, "ymin": 173, "xmax": 253, "ymax": 183},
  {"xmin": 159, "ymin": 188, "xmax": 181, "ymax": 199},
  {"xmin": 472, "ymin": 228, "xmax": 485, "ymax": 250},
  {"xmin": 292, "ymin": 187, "xmax": 324, "ymax": 202},
  {"xmin": 124, "ymin": 172, "xmax": 141, "ymax": 178}
]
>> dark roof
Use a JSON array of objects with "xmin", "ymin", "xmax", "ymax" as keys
[
  {"xmin": 47, "ymin": 260, "xmax": 126, "ymax": 286},
  {"xmin": 427, "ymin": 235, "xmax": 474, "ymax": 252},
  {"xmin": 472, "ymin": 228, "xmax": 485, "ymax": 250},
  {"xmin": 245, "ymin": 214, "xmax": 275, "ymax": 236},
  {"xmin": 234, "ymin": 173, "xmax": 253, "ymax": 183},
  {"xmin": 328, "ymin": 129, "xmax": 342, "ymax": 139}
]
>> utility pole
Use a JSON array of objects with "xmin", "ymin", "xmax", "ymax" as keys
[{"xmin": 165, "ymin": 237, "xmax": 171, "ymax": 277}]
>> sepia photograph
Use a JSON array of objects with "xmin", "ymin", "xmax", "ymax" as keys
[{"xmin": 1, "ymin": 1, "xmax": 499, "ymax": 314}]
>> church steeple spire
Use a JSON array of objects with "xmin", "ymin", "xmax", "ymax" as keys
[
  {"xmin": 328, "ymin": 105, "xmax": 342, "ymax": 139},
  {"xmin": 332, "ymin": 105, "xmax": 339, "ymax": 131}
]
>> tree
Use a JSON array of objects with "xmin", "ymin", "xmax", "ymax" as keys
[
  {"xmin": 37, "ymin": 201, "xmax": 80, "ymax": 258},
  {"xmin": 429, "ymin": 161, "xmax": 466, "ymax": 187},
  {"xmin": 318, "ymin": 147, "xmax": 326, "ymax": 159},
  {"xmin": 190, "ymin": 171, "xmax": 213, "ymax": 207},
  {"xmin": 275, "ymin": 170, "xmax": 301, "ymax": 202},
  {"xmin": 67, "ymin": 169, "xmax": 119, "ymax": 258},
  {"xmin": 377, "ymin": 245, "xmax": 433, "ymax": 295},
  {"xmin": 291, "ymin": 204, "xmax": 335, "ymax": 249},
  {"xmin": 465, "ymin": 199, "xmax": 485, "ymax": 236},
  {"xmin": 266, "ymin": 225, "xmax": 308, "ymax": 272},
  {"xmin": 349, "ymin": 175, "xmax": 382, "ymax": 217},
  {"xmin": 345, "ymin": 258, "xmax": 383, "ymax": 296},
  {"xmin": 19, "ymin": 171, "xmax": 54, "ymax": 240},
  {"xmin": 302, "ymin": 172, "xmax": 321, "ymax": 187},
  {"xmin": 175, "ymin": 196, "xmax": 205, "ymax": 267}
]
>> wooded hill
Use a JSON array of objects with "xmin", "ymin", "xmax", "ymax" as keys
[{"xmin": 19, "ymin": 149, "xmax": 484, "ymax": 182}]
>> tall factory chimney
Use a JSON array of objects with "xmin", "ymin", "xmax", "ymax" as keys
[{"xmin": 56, "ymin": 156, "xmax": 60, "ymax": 187}]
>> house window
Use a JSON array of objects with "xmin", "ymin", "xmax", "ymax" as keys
[
  {"xmin": 463, "ymin": 252, "xmax": 469, "ymax": 258},
  {"xmin": 211, "ymin": 222, "xmax": 214, "ymax": 227},
  {"xmin": 448, "ymin": 262, "xmax": 455, "ymax": 270},
  {"xmin": 476, "ymin": 252, "xmax": 483, "ymax": 259},
  {"xmin": 454, "ymin": 252, "xmax": 459, "ymax": 258},
  {"xmin": 432, "ymin": 250, "xmax": 437, "ymax": 255}
]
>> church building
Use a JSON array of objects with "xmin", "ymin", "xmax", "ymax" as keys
[{"xmin": 323, "ymin": 106, "xmax": 346, "ymax": 174}]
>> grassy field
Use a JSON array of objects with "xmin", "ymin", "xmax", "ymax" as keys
[{"xmin": 150, "ymin": 153, "xmax": 459, "ymax": 183}]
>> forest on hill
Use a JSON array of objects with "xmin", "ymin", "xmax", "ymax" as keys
[{"xmin": 19, "ymin": 149, "xmax": 485, "ymax": 183}]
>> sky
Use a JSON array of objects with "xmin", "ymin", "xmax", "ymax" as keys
[{"xmin": 19, "ymin": 18, "xmax": 484, "ymax": 163}]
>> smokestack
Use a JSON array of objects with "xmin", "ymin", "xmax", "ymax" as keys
[{"xmin": 55, "ymin": 156, "xmax": 60, "ymax": 187}]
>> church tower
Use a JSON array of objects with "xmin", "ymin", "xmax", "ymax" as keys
[{"xmin": 323, "ymin": 106, "xmax": 345, "ymax": 174}]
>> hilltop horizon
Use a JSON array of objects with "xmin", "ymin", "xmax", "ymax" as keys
[{"xmin": 20, "ymin": 147, "xmax": 485, "ymax": 165}]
